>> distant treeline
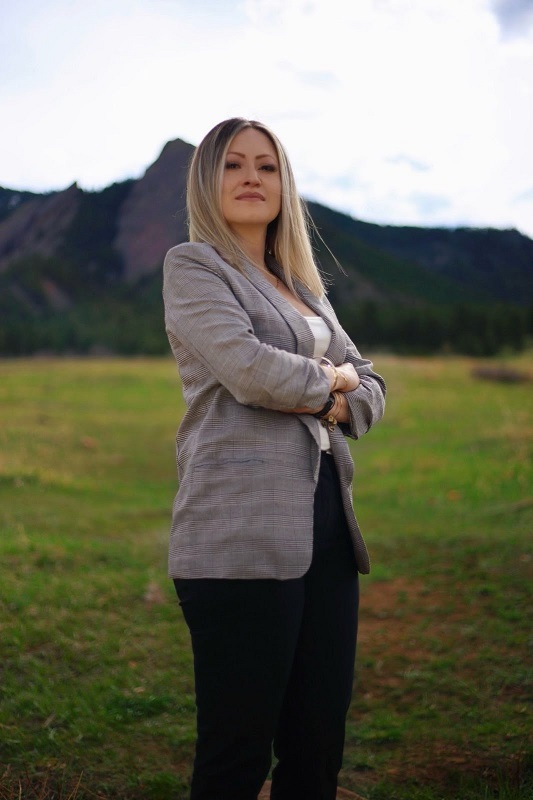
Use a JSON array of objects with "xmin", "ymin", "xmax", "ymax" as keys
[
  {"xmin": 1, "ymin": 293, "xmax": 531, "ymax": 358},
  {"xmin": 0, "ymin": 275, "xmax": 165, "ymax": 357},
  {"xmin": 1, "ymin": 251, "xmax": 531, "ymax": 357},
  {"xmin": 337, "ymin": 300, "xmax": 532, "ymax": 357}
]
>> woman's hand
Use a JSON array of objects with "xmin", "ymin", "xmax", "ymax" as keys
[
  {"xmin": 336, "ymin": 363, "xmax": 360, "ymax": 392},
  {"xmin": 320, "ymin": 360, "xmax": 360, "ymax": 392},
  {"xmin": 277, "ymin": 362, "xmax": 360, "ymax": 416},
  {"xmin": 328, "ymin": 392, "xmax": 350, "ymax": 423}
]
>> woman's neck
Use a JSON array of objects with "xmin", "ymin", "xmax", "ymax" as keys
[{"xmin": 232, "ymin": 227, "xmax": 268, "ymax": 270}]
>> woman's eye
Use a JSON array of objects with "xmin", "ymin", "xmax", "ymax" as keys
[
  {"xmin": 260, "ymin": 164, "xmax": 276, "ymax": 172},
  {"xmin": 225, "ymin": 162, "xmax": 240, "ymax": 169}
]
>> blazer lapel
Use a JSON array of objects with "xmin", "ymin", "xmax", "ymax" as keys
[
  {"xmin": 292, "ymin": 277, "xmax": 346, "ymax": 366},
  {"xmin": 241, "ymin": 253, "xmax": 346, "ymax": 365},
  {"xmin": 243, "ymin": 259, "xmax": 316, "ymax": 358}
]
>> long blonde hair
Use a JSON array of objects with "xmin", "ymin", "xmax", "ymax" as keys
[{"xmin": 186, "ymin": 117, "xmax": 325, "ymax": 297}]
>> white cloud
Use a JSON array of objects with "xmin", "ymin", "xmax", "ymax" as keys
[{"xmin": 0, "ymin": 0, "xmax": 532, "ymax": 238}]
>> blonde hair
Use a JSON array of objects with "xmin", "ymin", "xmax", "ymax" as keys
[{"xmin": 186, "ymin": 117, "xmax": 326, "ymax": 297}]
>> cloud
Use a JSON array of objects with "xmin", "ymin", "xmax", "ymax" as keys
[
  {"xmin": 491, "ymin": 0, "xmax": 533, "ymax": 38},
  {"xmin": 409, "ymin": 192, "xmax": 452, "ymax": 217},
  {"xmin": 0, "ymin": 0, "xmax": 532, "ymax": 239},
  {"xmin": 513, "ymin": 186, "xmax": 533, "ymax": 203},
  {"xmin": 329, "ymin": 174, "xmax": 359, "ymax": 191},
  {"xmin": 277, "ymin": 62, "xmax": 340, "ymax": 88},
  {"xmin": 386, "ymin": 155, "xmax": 430, "ymax": 173}
]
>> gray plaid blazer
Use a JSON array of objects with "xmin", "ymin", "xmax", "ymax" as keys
[{"xmin": 163, "ymin": 242, "xmax": 386, "ymax": 579}]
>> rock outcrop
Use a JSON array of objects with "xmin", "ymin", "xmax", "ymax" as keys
[
  {"xmin": 114, "ymin": 139, "xmax": 191, "ymax": 282},
  {"xmin": 0, "ymin": 183, "xmax": 82, "ymax": 272}
]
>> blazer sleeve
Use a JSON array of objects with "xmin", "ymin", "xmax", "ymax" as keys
[
  {"xmin": 163, "ymin": 246, "xmax": 331, "ymax": 410},
  {"xmin": 322, "ymin": 296, "xmax": 386, "ymax": 440}
]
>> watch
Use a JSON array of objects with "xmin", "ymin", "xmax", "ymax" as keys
[{"xmin": 312, "ymin": 394, "xmax": 335, "ymax": 418}]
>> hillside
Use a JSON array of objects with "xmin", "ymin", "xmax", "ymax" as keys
[
  {"xmin": 0, "ymin": 136, "xmax": 531, "ymax": 356},
  {"xmin": 334, "ymin": 212, "xmax": 533, "ymax": 305}
]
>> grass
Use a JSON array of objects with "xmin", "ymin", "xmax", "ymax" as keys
[{"xmin": 0, "ymin": 354, "xmax": 531, "ymax": 799}]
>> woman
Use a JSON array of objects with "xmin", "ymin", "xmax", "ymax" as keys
[{"xmin": 163, "ymin": 118, "xmax": 386, "ymax": 800}]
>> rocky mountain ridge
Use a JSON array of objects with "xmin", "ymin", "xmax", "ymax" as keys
[
  {"xmin": 0, "ymin": 136, "xmax": 531, "ymax": 356},
  {"xmin": 1, "ymin": 136, "xmax": 532, "ymax": 307}
]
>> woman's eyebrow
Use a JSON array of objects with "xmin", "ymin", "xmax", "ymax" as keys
[{"xmin": 226, "ymin": 150, "xmax": 276, "ymax": 159}]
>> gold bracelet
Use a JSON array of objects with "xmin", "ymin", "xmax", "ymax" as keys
[
  {"xmin": 320, "ymin": 391, "xmax": 343, "ymax": 432},
  {"xmin": 321, "ymin": 414, "xmax": 338, "ymax": 433},
  {"xmin": 320, "ymin": 357, "xmax": 340, "ymax": 391}
]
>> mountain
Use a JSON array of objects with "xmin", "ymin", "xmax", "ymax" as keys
[
  {"xmin": 325, "ymin": 210, "xmax": 533, "ymax": 305},
  {"xmin": 0, "ymin": 137, "xmax": 531, "ymax": 356},
  {"xmin": 114, "ymin": 139, "xmax": 190, "ymax": 282}
]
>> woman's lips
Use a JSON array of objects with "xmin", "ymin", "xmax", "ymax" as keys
[{"xmin": 236, "ymin": 192, "xmax": 265, "ymax": 200}]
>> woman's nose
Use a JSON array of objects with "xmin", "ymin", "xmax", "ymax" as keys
[{"xmin": 243, "ymin": 166, "xmax": 260, "ymax": 185}]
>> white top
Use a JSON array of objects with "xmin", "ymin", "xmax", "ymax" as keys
[{"xmin": 305, "ymin": 315, "xmax": 332, "ymax": 451}]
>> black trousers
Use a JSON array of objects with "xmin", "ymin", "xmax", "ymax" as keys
[{"xmin": 174, "ymin": 453, "xmax": 359, "ymax": 800}]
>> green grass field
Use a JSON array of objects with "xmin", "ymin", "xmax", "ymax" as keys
[{"xmin": 0, "ymin": 355, "xmax": 531, "ymax": 800}]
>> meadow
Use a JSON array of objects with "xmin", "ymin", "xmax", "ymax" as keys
[{"xmin": 0, "ymin": 355, "xmax": 531, "ymax": 800}]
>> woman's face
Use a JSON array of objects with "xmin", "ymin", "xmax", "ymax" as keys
[{"xmin": 221, "ymin": 127, "xmax": 282, "ymax": 235}]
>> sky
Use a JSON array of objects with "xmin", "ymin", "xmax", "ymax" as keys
[{"xmin": 2, "ymin": 0, "xmax": 533, "ymax": 238}]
